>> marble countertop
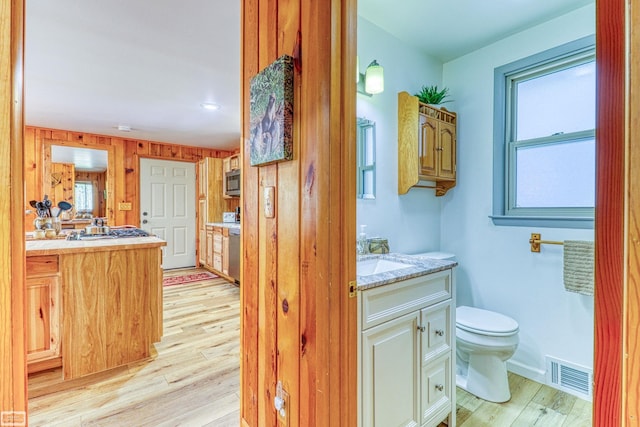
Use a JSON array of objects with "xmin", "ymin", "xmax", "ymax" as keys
[
  {"xmin": 26, "ymin": 236, "xmax": 166, "ymax": 256},
  {"xmin": 206, "ymin": 222, "xmax": 240, "ymax": 230},
  {"xmin": 356, "ymin": 253, "xmax": 457, "ymax": 291}
]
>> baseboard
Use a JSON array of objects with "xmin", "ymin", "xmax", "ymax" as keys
[{"xmin": 506, "ymin": 359, "xmax": 546, "ymax": 384}]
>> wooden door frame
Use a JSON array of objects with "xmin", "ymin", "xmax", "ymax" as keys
[{"xmin": 2, "ymin": 0, "xmax": 636, "ymax": 425}]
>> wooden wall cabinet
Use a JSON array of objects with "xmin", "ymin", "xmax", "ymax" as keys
[
  {"xmin": 398, "ymin": 91, "xmax": 457, "ymax": 197},
  {"xmin": 359, "ymin": 269, "xmax": 455, "ymax": 427},
  {"xmin": 26, "ymin": 255, "xmax": 61, "ymax": 373}
]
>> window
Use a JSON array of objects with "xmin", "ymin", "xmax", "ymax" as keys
[
  {"xmin": 74, "ymin": 181, "xmax": 94, "ymax": 213},
  {"xmin": 357, "ymin": 118, "xmax": 376, "ymax": 199},
  {"xmin": 492, "ymin": 36, "xmax": 595, "ymax": 228}
]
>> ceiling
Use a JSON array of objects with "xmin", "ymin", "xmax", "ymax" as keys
[{"xmin": 25, "ymin": 0, "xmax": 593, "ymax": 151}]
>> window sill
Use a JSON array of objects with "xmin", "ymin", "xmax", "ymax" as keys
[{"xmin": 490, "ymin": 215, "xmax": 593, "ymax": 229}]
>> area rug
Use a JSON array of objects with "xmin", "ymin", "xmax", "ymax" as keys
[{"xmin": 163, "ymin": 271, "xmax": 218, "ymax": 287}]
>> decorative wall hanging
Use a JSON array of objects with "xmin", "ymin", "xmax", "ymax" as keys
[{"xmin": 249, "ymin": 54, "xmax": 294, "ymax": 166}]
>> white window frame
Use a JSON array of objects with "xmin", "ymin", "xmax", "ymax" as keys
[{"xmin": 492, "ymin": 35, "xmax": 595, "ymax": 229}]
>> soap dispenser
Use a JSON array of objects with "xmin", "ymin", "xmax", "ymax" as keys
[{"xmin": 357, "ymin": 225, "xmax": 369, "ymax": 255}]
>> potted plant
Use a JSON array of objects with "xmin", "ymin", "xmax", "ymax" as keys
[{"xmin": 414, "ymin": 85, "xmax": 451, "ymax": 106}]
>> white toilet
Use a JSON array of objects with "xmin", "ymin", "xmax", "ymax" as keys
[{"xmin": 412, "ymin": 252, "xmax": 520, "ymax": 403}]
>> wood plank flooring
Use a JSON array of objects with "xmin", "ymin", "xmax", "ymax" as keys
[{"xmin": 28, "ymin": 268, "xmax": 592, "ymax": 426}]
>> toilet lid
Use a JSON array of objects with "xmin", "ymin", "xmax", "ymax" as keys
[{"xmin": 456, "ymin": 306, "xmax": 519, "ymax": 336}]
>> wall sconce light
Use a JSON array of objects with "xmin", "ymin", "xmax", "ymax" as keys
[{"xmin": 357, "ymin": 58, "xmax": 384, "ymax": 97}]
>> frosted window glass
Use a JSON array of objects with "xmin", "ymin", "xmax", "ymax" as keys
[
  {"xmin": 515, "ymin": 139, "xmax": 595, "ymax": 208},
  {"xmin": 516, "ymin": 62, "xmax": 595, "ymax": 141}
]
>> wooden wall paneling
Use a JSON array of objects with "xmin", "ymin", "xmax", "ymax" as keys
[
  {"xmin": 111, "ymin": 138, "xmax": 126, "ymax": 225},
  {"xmin": 627, "ymin": 0, "xmax": 640, "ymax": 422},
  {"xmin": 1, "ymin": 0, "xmax": 27, "ymax": 422},
  {"xmin": 257, "ymin": 0, "xmax": 279, "ymax": 425},
  {"xmin": 123, "ymin": 139, "xmax": 139, "ymax": 225},
  {"xmin": 276, "ymin": 0, "xmax": 301, "ymax": 426},
  {"xmin": 50, "ymin": 162, "xmax": 75, "ymax": 205},
  {"xmin": 595, "ymin": 0, "xmax": 625, "ymax": 425},
  {"xmin": 240, "ymin": 0, "xmax": 260, "ymax": 423}
]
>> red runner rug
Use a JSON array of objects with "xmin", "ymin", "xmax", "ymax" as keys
[{"xmin": 163, "ymin": 271, "xmax": 218, "ymax": 287}]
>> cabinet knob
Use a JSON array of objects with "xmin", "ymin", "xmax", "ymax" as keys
[
  {"xmin": 434, "ymin": 329, "xmax": 445, "ymax": 336},
  {"xmin": 417, "ymin": 325, "xmax": 426, "ymax": 332},
  {"xmin": 435, "ymin": 384, "xmax": 444, "ymax": 392}
]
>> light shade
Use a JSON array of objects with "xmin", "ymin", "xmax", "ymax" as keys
[{"xmin": 365, "ymin": 60, "xmax": 384, "ymax": 94}]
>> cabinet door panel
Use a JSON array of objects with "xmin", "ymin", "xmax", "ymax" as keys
[
  {"xmin": 26, "ymin": 276, "xmax": 60, "ymax": 362},
  {"xmin": 362, "ymin": 312, "xmax": 420, "ymax": 427},
  {"xmin": 438, "ymin": 122, "xmax": 456, "ymax": 179},
  {"xmin": 420, "ymin": 116, "xmax": 438, "ymax": 178}
]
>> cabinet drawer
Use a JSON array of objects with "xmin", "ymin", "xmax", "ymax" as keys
[
  {"xmin": 421, "ymin": 353, "xmax": 452, "ymax": 427},
  {"xmin": 26, "ymin": 255, "xmax": 59, "ymax": 277},
  {"xmin": 213, "ymin": 254, "xmax": 222, "ymax": 272},
  {"xmin": 361, "ymin": 270, "xmax": 452, "ymax": 330},
  {"xmin": 421, "ymin": 300, "xmax": 453, "ymax": 364}
]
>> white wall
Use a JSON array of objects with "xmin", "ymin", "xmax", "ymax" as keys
[
  {"xmin": 441, "ymin": 4, "xmax": 596, "ymax": 382},
  {"xmin": 356, "ymin": 17, "xmax": 443, "ymax": 254}
]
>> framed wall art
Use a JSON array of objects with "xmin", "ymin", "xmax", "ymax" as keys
[{"xmin": 249, "ymin": 54, "xmax": 294, "ymax": 166}]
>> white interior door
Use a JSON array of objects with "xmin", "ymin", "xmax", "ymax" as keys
[{"xmin": 140, "ymin": 158, "xmax": 196, "ymax": 269}]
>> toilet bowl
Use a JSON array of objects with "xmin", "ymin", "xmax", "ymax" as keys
[
  {"xmin": 411, "ymin": 252, "xmax": 520, "ymax": 403},
  {"xmin": 456, "ymin": 305, "xmax": 519, "ymax": 403}
]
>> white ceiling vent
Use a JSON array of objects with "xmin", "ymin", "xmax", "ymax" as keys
[{"xmin": 545, "ymin": 356, "xmax": 592, "ymax": 401}]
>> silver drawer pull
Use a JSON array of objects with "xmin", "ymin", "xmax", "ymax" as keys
[
  {"xmin": 417, "ymin": 325, "xmax": 426, "ymax": 332},
  {"xmin": 435, "ymin": 384, "xmax": 444, "ymax": 392},
  {"xmin": 434, "ymin": 329, "xmax": 445, "ymax": 336}
]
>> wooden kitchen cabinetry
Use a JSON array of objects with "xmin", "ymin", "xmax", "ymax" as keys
[
  {"xmin": 398, "ymin": 91, "xmax": 457, "ymax": 196},
  {"xmin": 26, "ymin": 255, "xmax": 61, "ymax": 373},
  {"xmin": 360, "ymin": 269, "xmax": 455, "ymax": 427},
  {"xmin": 205, "ymin": 225, "xmax": 229, "ymax": 276},
  {"xmin": 198, "ymin": 157, "xmax": 239, "ymax": 265}
]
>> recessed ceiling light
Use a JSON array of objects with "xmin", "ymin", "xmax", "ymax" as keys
[
  {"xmin": 117, "ymin": 125, "xmax": 132, "ymax": 132},
  {"xmin": 201, "ymin": 102, "xmax": 221, "ymax": 111}
]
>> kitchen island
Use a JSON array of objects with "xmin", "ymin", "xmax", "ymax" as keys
[{"xmin": 26, "ymin": 236, "xmax": 166, "ymax": 380}]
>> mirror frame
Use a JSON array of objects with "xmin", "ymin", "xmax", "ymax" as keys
[
  {"xmin": 356, "ymin": 117, "xmax": 376, "ymax": 199},
  {"xmin": 42, "ymin": 139, "xmax": 116, "ymax": 225}
]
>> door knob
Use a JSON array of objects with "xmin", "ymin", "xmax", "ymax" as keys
[
  {"xmin": 143, "ymin": 212, "xmax": 148, "ymax": 216},
  {"xmin": 434, "ymin": 329, "xmax": 445, "ymax": 336},
  {"xmin": 142, "ymin": 219, "xmax": 148, "ymax": 224}
]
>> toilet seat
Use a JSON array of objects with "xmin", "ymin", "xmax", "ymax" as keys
[{"xmin": 456, "ymin": 306, "xmax": 519, "ymax": 337}]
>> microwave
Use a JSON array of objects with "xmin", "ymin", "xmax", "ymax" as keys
[{"xmin": 225, "ymin": 169, "xmax": 241, "ymax": 197}]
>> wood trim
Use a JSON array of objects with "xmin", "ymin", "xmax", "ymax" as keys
[
  {"xmin": 0, "ymin": 0, "xmax": 27, "ymax": 423},
  {"xmin": 595, "ymin": 0, "xmax": 625, "ymax": 424}
]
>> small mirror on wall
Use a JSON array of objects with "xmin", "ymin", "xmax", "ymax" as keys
[{"xmin": 357, "ymin": 118, "xmax": 376, "ymax": 199}]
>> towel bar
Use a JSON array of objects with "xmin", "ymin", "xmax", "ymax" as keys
[{"xmin": 529, "ymin": 233, "xmax": 563, "ymax": 252}]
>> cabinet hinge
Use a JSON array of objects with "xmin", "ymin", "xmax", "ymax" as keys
[{"xmin": 349, "ymin": 281, "xmax": 358, "ymax": 298}]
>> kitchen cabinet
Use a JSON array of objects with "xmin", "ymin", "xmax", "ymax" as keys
[
  {"xmin": 398, "ymin": 91, "xmax": 457, "ymax": 196},
  {"xmin": 359, "ymin": 269, "xmax": 455, "ymax": 427},
  {"xmin": 26, "ymin": 255, "xmax": 61, "ymax": 373},
  {"xmin": 197, "ymin": 157, "xmax": 239, "ymax": 265}
]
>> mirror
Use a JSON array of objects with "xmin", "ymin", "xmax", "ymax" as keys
[
  {"xmin": 42, "ymin": 140, "xmax": 115, "ymax": 223},
  {"xmin": 357, "ymin": 117, "xmax": 376, "ymax": 199}
]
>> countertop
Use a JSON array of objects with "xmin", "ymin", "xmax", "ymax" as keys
[
  {"xmin": 26, "ymin": 236, "xmax": 166, "ymax": 256},
  {"xmin": 206, "ymin": 222, "xmax": 240, "ymax": 230},
  {"xmin": 356, "ymin": 253, "xmax": 457, "ymax": 291}
]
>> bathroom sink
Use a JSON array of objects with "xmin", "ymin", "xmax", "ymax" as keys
[{"xmin": 357, "ymin": 258, "xmax": 413, "ymax": 277}]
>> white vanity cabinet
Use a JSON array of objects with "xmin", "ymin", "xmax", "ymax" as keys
[{"xmin": 359, "ymin": 268, "xmax": 456, "ymax": 427}]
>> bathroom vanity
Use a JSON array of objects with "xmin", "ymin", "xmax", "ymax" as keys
[{"xmin": 357, "ymin": 254, "xmax": 457, "ymax": 427}]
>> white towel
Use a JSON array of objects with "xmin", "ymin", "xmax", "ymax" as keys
[{"xmin": 563, "ymin": 240, "xmax": 594, "ymax": 296}]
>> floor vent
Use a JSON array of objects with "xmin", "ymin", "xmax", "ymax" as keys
[{"xmin": 545, "ymin": 356, "xmax": 592, "ymax": 401}]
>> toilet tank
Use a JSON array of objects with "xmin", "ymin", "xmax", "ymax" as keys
[{"xmin": 412, "ymin": 252, "xmax": 456, "ymax": 261}]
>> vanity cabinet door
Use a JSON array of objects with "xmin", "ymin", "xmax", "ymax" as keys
[
  {"xmin": 362, "ymin": 311, "xmax": 420, "ymax": 427},
  {"xmin": 26, "ymin": 275, "xmax": 60, "ymax": 362}
]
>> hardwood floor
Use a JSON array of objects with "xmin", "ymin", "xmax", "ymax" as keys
[
  {"xmin": 28, "ymin": 268, "xmax": 241, "ymax": 426},
  {"xmin": 453, "ymin": 372, "xmax": 592, "ymax": 426},
  {"xmin": 28, "ymin": 268, "xmax": 591, "ymax": 426}
]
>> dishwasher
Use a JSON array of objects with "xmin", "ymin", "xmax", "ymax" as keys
[{"xmin": 228, "ymin": 227, "xmax": 240, "ymax": 284}]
